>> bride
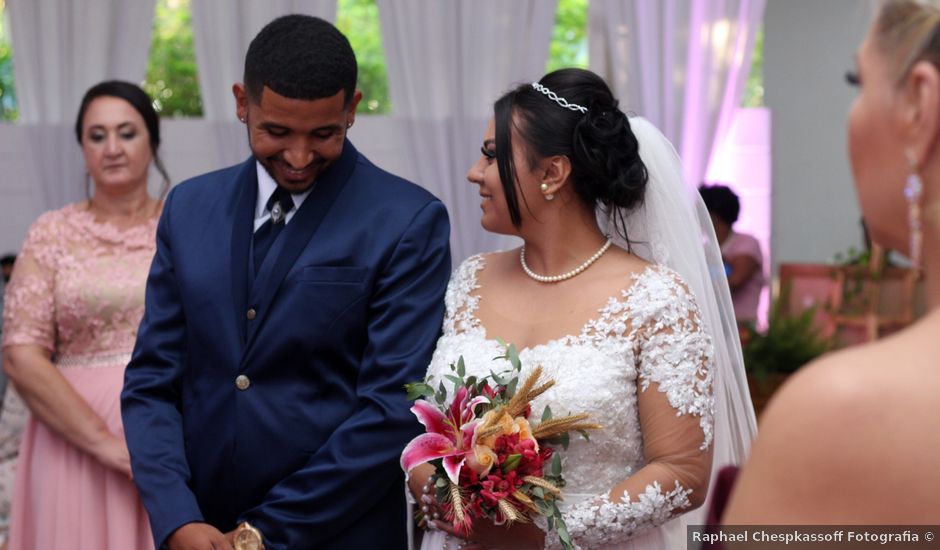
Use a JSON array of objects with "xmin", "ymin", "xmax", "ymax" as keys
[{"xmin": 404, "ymin": 68, "xmax": 756, "ymax": 549}]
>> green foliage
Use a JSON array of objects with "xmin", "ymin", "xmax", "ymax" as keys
[
  {"xmin": 0, "ymin": 6, "xmax": 18, "ymax": 122},
  {"xmin": 742, "ymin": 287, "xmax": 832, "ymax": 386},
  {"xmin": 742, "ymin": 26, "xmax": 764, "ymax": 108},
  {"xmin": 547, "ymin": 0, "xmax": 588, "ymax": 73},
  {"xmin": 336, "ymin": 0, "xmax": 390, "ymax": 114},
  {"xmin": 830, "ymin": 246, "xmax": 883, "ymax": 316},
  {"xmin": 144, "ymin": 0, "xmax": 203, "ymax": 118}
]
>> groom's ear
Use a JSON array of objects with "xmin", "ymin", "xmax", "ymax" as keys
[
  {"xmin": 540, "ymin": 155, "xmax": 572, "ymax": 196},
  {"xmin": 233, "ymin": 83, "xmax": 249, "ymax": 123},
  {"xmin": 901, "ymin": 60, "xmax": 940, "ymax": 167}
]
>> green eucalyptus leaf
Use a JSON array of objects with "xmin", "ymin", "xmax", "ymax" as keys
[
  {"xmin": 541, "ymin": 405, "xmax": 553, "ymax": 422},
  {"xmin": 551, "ymin": 453, "xmax": 562, "ymax": 476},
  {"xmin": 507, "ymin": 343, "xmax": 521, "ymax": 371},
  {"xmin": 506, "ymin": 376, "xmax": 518, "ymax": 398}
]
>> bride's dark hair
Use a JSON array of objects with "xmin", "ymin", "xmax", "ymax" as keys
[{"xmin": 493, "ymin": 68, "xmax": 648, "ymax": 240}]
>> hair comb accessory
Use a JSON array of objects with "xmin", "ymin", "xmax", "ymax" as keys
[{"xmin": 531, "ymin": 82, "xmax": 588, "ymax": 113}]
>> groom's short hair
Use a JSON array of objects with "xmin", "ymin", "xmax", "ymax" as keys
[{"xmin": 244, "ymin": 14, "xmax": 357, "ymax": 106}]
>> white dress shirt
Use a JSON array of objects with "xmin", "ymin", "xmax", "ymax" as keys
[{"xmin": 253, "ymin": 161, "xmax": 313, "ymax": 231}]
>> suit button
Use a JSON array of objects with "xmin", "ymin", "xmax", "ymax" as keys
[
  {"xmin": 246, "ymin": 308, "xmax": 256, "ymax": 320},
  {"xmin": 235, "ymin": 375, "xmax": 251, "ymax": 390}
]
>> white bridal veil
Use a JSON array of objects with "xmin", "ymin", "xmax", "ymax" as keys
[{"xmin": 603, "ymin": 116, "xmax": 759, "ymax": 531}]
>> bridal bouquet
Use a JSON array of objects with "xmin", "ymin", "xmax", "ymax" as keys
[{"xmin": 401, "ymin": 343, "xmax": 601, "ymax": 550}]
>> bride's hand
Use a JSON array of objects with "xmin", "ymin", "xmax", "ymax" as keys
[
  {"xmin": 432, "ymin": 516, "xmax": 545, "ymax": 550},
  {"xmin": 408, "ymin": 464, "xmax": 446, "ymax": 527}
]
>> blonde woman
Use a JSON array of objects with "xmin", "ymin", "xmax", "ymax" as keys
[{"xmin": 726, "ymin": 0, "xmax": 940, "ymax": 524}]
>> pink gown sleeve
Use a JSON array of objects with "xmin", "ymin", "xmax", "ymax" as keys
[{"xmin": 2, "ymin": 213, "xmax": 59, "ymax": 354}]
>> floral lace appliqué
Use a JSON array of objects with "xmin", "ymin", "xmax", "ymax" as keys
[
  {"xmin": 548, "ymin": 481, "xmax": 692, "ymax": 550},
  {"xmin": 2, "ymin": 203, "xmax": 158, "ymax": 359}
]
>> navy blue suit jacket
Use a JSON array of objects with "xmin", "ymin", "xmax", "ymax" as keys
[{"xmin": 122, "ymin": 141, "xmax": 451, "ymax": 549}]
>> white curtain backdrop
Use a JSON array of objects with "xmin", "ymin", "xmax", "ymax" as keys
[
  {"xmin": 589, "ymin": 0, "xmax": 766, "ymax": 188},
  {"xmin": 190, "ymin": 0, "xmax": 337, "ymax": 167},
  {"xmin": 376, "ymin": 0, "xmax": 557, "ymax": 263},
  {"xmin": 7, "ymin": 0, "xmax": 158, "ymax": 209}
]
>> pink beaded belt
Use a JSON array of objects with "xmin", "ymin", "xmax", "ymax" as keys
[{"xmin": 55, "ymin": 352, "xmax": 133, "ymax": 369}]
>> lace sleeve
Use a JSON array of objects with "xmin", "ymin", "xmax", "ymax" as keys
[
  {"xmin": 546, "ymin": 268, "xmax": 716, "ymax": 549},
  {"xmin": 1, "ymin": 212, "xmax": 60, "ymax": 353}
]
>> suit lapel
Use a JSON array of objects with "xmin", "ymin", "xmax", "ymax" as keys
[
  {"xmin": 245, "ymin": 140, "xmax": 359, "ymax": 350},
  {"xmin": 230, "ymin": 159, "xmax": 258, "ymax": 346}
]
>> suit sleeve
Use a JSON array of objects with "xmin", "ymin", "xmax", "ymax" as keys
[
  {"xmin": 240, "ymin": 199, "xmax": 451, "ymax": 548},
  {"xmin": 121, "ymin": 188, "xmax": 205, "ymax": 547}
]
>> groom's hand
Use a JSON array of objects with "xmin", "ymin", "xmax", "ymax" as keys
[{"xmin": 167, "ymin": 522, "xmax": 233, "ymax": 550}]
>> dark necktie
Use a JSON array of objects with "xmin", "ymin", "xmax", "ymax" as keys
[{"xmin": 253, "ymin": 187, "xmax": 295, "ymax": 273}]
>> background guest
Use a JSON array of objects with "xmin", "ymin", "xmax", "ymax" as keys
[
  {"xmin": 0, "ymin": 257, "xmax": 14, "ymax": 285},
  {"xmin": 699, "ymin": 184, "xmax": 765, "ymax": 325},
  {"xmin": 1, "ymin": 80, "xmax": 168, "ymax": 550}
]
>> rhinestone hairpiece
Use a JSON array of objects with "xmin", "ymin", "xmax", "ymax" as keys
[{"xmin": 531, "ymin": 82, "xmax": 587, "ymax": 113}]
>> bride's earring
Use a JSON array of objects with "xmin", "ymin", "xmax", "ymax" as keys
[
  {"xmin": 905, "ymin": 149, "xmax": 923, "ymax": 269},
  {"xmin": 540, "ymin": 182, "xmax": 555, "ymax": 201}
]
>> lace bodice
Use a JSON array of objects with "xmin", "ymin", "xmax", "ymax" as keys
[
  {"xmin": 1, "ymin": 203, "xmax": 158, "ymax": 359},
  {"xmin": 425, "ymin": 254, "xmax": 715, "ymax": 548}
]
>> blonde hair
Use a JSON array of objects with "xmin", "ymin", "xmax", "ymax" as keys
[{"xmin": 875, "ymin": 0, "xmax": 940, "ymax": 84}]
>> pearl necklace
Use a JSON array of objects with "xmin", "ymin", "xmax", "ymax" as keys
[{"xmin": 520, "ymin": 238, "xmax": 613, "ymax": 283}]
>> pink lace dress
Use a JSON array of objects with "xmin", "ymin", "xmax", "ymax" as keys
[{"xmin": 1, "ymin": 203, "xmax": 157, "ymax": 550}]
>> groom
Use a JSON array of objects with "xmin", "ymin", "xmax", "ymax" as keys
[{"xmin": 122, "ymin": 15, "xmax": 451, "ymax": 550}]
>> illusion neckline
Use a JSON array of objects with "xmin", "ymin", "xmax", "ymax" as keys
[{"xmin": 460, "ymin": 253, "xmax": 661, "ymax": 352}]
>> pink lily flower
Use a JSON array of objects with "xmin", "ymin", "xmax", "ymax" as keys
[{"xmin": 401, "ymin": 387, "xmax": 489, "ymax": 484}]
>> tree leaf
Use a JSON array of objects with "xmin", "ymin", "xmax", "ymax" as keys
[
  {"xmin": 457, "ymin": 356, "xmax": 466, "ymax": 377},
  {"xmin": 550, "ymin": 453, "xmax": 562, "ymax": 476},
  {"xmin": 541, "ymin": 405, "xmax": 553, "ymax": 422}
]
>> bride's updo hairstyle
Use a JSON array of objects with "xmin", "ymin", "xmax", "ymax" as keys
[{"xmin": 493, "ymin": 68, "xmax": 648, "ymax": 238}]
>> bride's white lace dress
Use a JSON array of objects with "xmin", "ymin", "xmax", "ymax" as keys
[{"xmin": 417, "ymin": 254, "xmax": 715, "ymax": 550}]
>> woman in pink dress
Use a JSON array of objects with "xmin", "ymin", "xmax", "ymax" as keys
[{"xmin": 1, "ymin": 81, "xmax": 170, "ymax": 550}]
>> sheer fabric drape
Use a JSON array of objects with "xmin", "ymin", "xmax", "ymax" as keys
[
  {"xmin": 376, "ymin": 0, "xmax": 557, "ymax": 262},
  {"xmin": 589, "ymin": 0, "xmax": 766, "ymax": 188},
  {"xmin": 7, "ymin": 0, "xmax": 157, "ymax": 210}
]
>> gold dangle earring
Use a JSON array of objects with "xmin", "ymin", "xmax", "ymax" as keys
[{"xmin": 905, "ymin": 149, "xmax": 924, "ymax": 269}]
